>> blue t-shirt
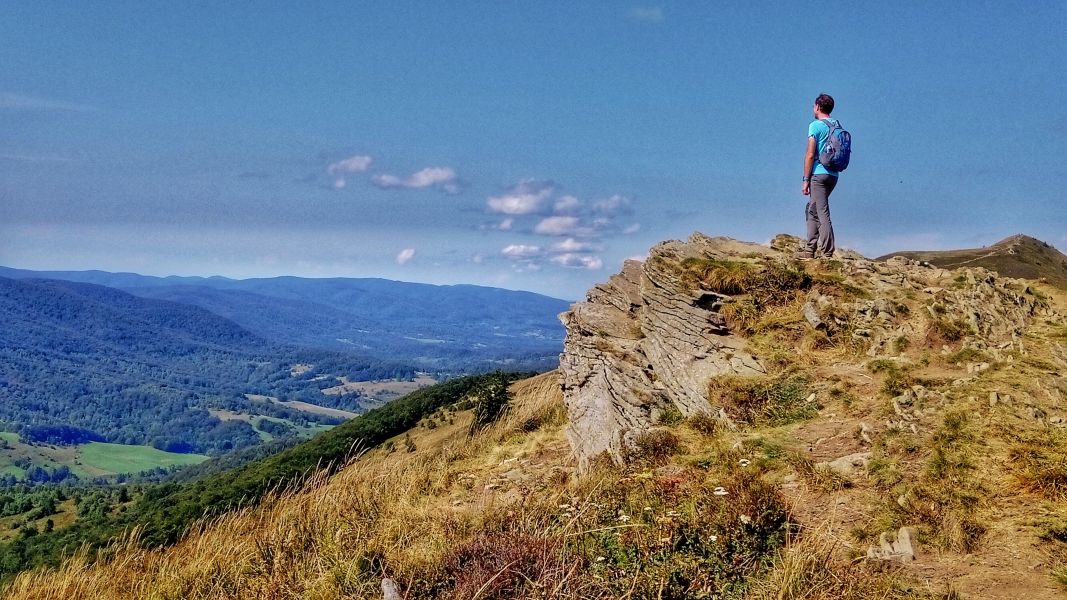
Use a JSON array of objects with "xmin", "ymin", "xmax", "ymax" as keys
[{"xmin": 808, "ymin": 119, "xmax": 840, "ymax": 177}]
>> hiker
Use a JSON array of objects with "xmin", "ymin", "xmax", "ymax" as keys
[{"xmin": 799, "ymin": 93, "xmax": 844, "ymax": 259}]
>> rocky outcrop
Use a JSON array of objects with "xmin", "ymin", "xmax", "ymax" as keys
[
  {"xmin": 558, "ymin": 232, "xmax": 1049, "ymax": 469},
  {"xmin": 559, "ymin": 234, "xmax": 769, "ymax": 469}
]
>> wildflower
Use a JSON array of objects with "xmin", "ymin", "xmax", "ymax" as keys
[
  {"xmin": 739, "ymin": 515, "xmax": 751, "ymax": 524},
  {"xmin": 596, "ymin": 556, "xmax": 606, "ymax": 562},
  {"xmin": 643, "ymin": 506, "xmax": 653, "ymax": 512},
  {"xmin": 738, "ymin": 459, "xmax": 751, "ymax": 467},
  {"xmin": 666, "ymin": 510, "xmax": 680, "ymax": 517},
  {"xmin": 618, "ymin": 514, "xmax": 631, "ymax": 523},
  {"xmin": 709, "ymin": 535, "xmax": 718, "ymax": 542},
  {"xmin": 713, "ymin": 486, "xmax": 728, "ymax": 496}
]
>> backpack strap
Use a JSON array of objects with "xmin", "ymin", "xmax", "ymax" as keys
[{"xmin": 822, "ymin": 118, "xmax": 837, "ymax": 135}]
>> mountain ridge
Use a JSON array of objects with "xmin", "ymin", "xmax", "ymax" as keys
[
  {"xmin": 0, "ymin": 267, "xmax": 569, "ymax": 368},
  {"xmin": 877, "ymin": 233, "xmax": 1067, "ymax": 289}
]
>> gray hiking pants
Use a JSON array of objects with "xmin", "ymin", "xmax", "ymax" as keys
[{"xmin": 805, "ymin": 174, "xmax": 838, "ymax": 257}]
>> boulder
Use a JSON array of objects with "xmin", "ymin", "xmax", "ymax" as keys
[{"xmin": 559, "ymin": 234, "xmax": 768, "ymax": 469}]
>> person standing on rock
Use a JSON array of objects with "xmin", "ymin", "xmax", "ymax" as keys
[{"xmin": 799, "ymin": 93, "xmax": 841, "ymax": 259}]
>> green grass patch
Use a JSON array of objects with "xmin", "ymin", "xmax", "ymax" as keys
[
  {"xmin": 708, "ymin": 374, "xmax": 816, "ymax": 426},
  {"xmin": 77, "ymin": 443, "xmax": 208, "ymax": 475},
  {"xmin": 878, "ymin": 412, "xmax": 987, "ymax": 552},
  {"xmin": 867, "ymin": 359, "xmax": 916, "ymax": 397}
]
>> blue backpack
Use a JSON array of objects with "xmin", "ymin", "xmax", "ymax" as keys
[{"xmin": 819, "ymin": 119, "xmax": 851, "ymax": 172}]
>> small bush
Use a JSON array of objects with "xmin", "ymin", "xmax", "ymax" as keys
[
  {"xmin": 687, "ymin": 411, "xmax": 720, "ymax": 436},
  {"xmin": 893, "ymin": 335, "xmax": 910, "ymax": 354},
  {"xmin": 467, "ymin": 372, "xmax": 513, "ymax": 436},
  {"xmin": 709, "ymin": 375, "xmax": 816, "ymax": 426},
  {"xmin": 436, "ymin": 531, "xmax": 567, "ymax": 600},
  {"xmin": 944, "ymin": 346, "xmax": 987, "ymax": 365},
  {"xmin": 925, "ymin": 317, "xmax": 972, "ymax": 346},
  {"xmin": 867, "ymin": 359, "xmax": 915, "ymax": 397},
  {"xmin": 629, "ymin": 429, "xmax": 684, "ymax": 465},
  {"xmin": 655, "ymin": 404, "xmax": 685, "ymax": 426}
]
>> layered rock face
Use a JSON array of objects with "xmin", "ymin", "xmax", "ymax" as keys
[
  {"xmin": 559, "ymin": 234, "xmax": 769, "ymax": 469},
  {"xmin": 559, "ymin": 233, "xmax": 1047, "ymax": 469}
]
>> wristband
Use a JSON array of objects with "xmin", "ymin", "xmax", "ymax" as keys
[{"xmin": 802, "ymin": 177, "xmax": 811, "ymax": 182}]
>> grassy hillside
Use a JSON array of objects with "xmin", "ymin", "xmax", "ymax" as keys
[
  {"xmin": 878, "ymin": 234, "xmax": 1067, "ymax": 289},
  {"xmin": 5, "ymin": 258, "xmax": 1067, "ymax": 598},
  {"xmin": 0, "ymin": 372, "xmax": 534, "ymax": 579}
]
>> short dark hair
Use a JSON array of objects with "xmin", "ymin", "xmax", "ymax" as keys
[{"xmin": 815, "ymin": 93, "xmax": 835, "ymax": 114}]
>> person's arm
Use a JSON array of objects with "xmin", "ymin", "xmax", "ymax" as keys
[{"xmin": 802, "ymin": 136, "xmax": 817, "ymax": 196}]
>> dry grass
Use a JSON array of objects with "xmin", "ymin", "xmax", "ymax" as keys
[
  {"xmin": 0, "ymin": 372, "xmax": 798, "ymax": 600},
  {"xmin": 707, "ymin": 374, "xmax": 817, "ymax": 427},
  {"xmin": 3, "ymin": 373, "xmax": 569, "ymax": 600},
  {"xmin": 785, "ymin": 453, "xmax": 850, "ymax": 493},
  {"xmin": 747, "ymin": 521, "xmax": 943, "ymax": 600},
  {"xmin": 1009, "ymin": 429, "xmax": 1067, "ymax": 500}
]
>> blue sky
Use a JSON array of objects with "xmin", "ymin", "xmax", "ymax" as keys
[{"xmin": 2, "ymin": 2, "xmax": 1064, "ymax": 300}]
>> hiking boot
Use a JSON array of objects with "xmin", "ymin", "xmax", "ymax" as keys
[{"xmin": 793, "ymin": 250, "xmax": 815, "ymax": 260}]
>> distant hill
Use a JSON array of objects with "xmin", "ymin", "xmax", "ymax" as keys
[
  {"xmin": 877, "ymin": 234, "xmax": 1067, "ymax": 288},
  {"xmin": 0, "ymin": 276, "xmax": 414, "ymax": 455},
  {"xmin": 0, "ymin": 268, "xmax": 570, "ymax": 368}
]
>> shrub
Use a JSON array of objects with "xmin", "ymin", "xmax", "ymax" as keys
[
  {"xmin": 925, "ymin": 317, "xmax": 972, "ymax": 346},
  {"xmin": 436, "ymin": 532, "xmax": 567, "ymax": 600},
  {"xmin": 687, "ymin": 412, "xmax": 720, "ymax": 436},
  {"xmin": 867, "ymin": 359, "xmax": 915, "ymax": 397},
  {"xmin": 629, "ymin": 429, "xmax": 684, "ymax": 465},
  {"xmin": 708, "ymin": 375, "xmax": 816, "ymax": 426},
  {"xmin": 656, "ymin": 404, "xmax": 685, "ymax": 426},
  {"xmin": 467, "ymin": 372, "xmax": 513, "ymax": 436}
]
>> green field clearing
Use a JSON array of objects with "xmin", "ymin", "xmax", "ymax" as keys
[{"xmin": 78, "ymin": 443, "xmax": 208, "ymax": 475}]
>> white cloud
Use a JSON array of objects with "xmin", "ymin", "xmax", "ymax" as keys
[
  {"xmin": 372, "ymin": 166, "xmax": 460, "ymax": 193},
  {"xmin": 627, "ymin": 6, "xmax": 664, "ymax": 23},
  {"xmin": 487, "ymin": 179, "xmax": 556, "ymax": 215},
  {"xmin": 593, "ymin": 194, "xmax": 633, "ymax": 216},
  {"xmin": 553, "ymin": 195, "xmax": 581, "ymax": 215},
  {"xmin": 500, "ymin": 244, "xmax": 544, "ymax": 259},
  {"xmin": 0, "ymin": 91, "xmax": 100, "ymax": 112},
  {"xmin": 496, "ymin": 218, "xmax": 514, "ymax": 231},
  {"xmin": 396, "ymin": 248, "xmax": 416, "ymax": 265},
  {"xmin": 534, "ymin": 216, "xmax": 582, "ymax": 236},
  {"xmin": 332, "ymin": 178, "xmax": 347, "ymax": 190},
  {"xmin": 551, "ymin": 253, "xmax": 604, "ymax": 270},
  {"xmin": 327, "ymin": 155, "xmax": 373, "ymax": 175},
  {"xmin": 626, "ymin": 254, "xmax": 648, "ymax": 262},
  {"xmin": 622, "ymin": 223, "xmax": 641, "ymax": 234},
  {"xmin": 551, "ymin": 238, "xmax": 598, "ymax": 253}
]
